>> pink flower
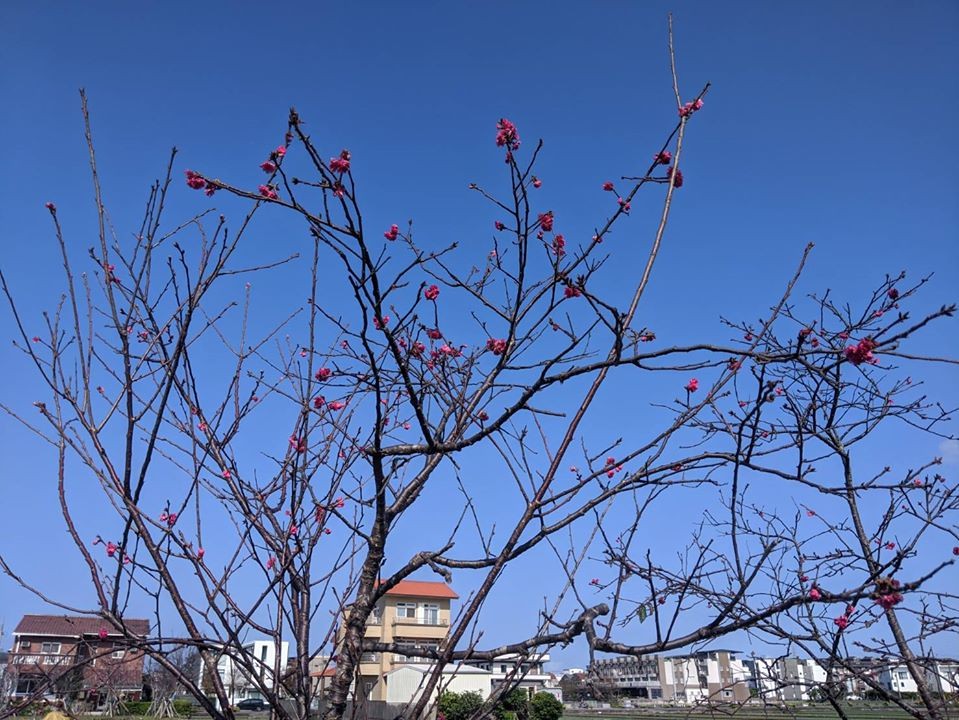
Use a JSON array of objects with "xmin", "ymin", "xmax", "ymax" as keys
[
  {"xmin": 912, "ymin": 477, "xmax": 923, "ymax": 487},
  {"xmin": 887, "ymin": 288, "xmax": 899, "ymax": 300},
  {"xmin": 289, "ymin": 435, "xmax": 307, "ymax": 453},
  {"xmin": 654, "ymin": 150, "xmax": 672, "ymax": 165},
  {"xmin": 384, "ymin": 224, "xmax": 399, "ymax": 241},
  {"xmin": 315, "ymin": 367, "xmax": 332, "ymax": 381},
  {"xmin": 197, "ymin": 547, "xmax": 205, "ymax": 560},
  {"xmin": 884, "ymin": 541, "xmax": 896, "ymax": 550},
  {"xmin": 806, "ymin": 509, "xmax": 816, "ymax": 517},
  {"xmin": 564, "ymin": 285, "xmax": 582, "ymax": 299},
  {"xmin": 332, "ymin": 182, "xmax": 346, "ymax": 198},
  {"xmin": 834, "ymin": 615, "xmax": 849, "ymax": 630},
  {"xmin": 799, "ymin": 574, "xmax": 808, "ymax": 582},
  {"xmin": 876, "ymin": 593, "xmax": 903, "ymax": 610},
  {"xmin": 844, "ymin": 337, "xmax": 878, "ymax": 365},
  {"xmin": 106, "ymin": 542, "xmax": 118, "ymax": 557},
  {"xmin": 486, "ymin": 338, "xmax": 508, "ymax": 356},
  {"xmin": 313, "ymin": 395, "xmax": 325, "ymax": 409},
  {"xmin": 808, "ymin": 587, "xmax": 822, "ymax": 601},
  {"xmin": 274, "ymin": 146, "xmax": 287, "ymax": 158},
  {"xmin": 185, "ymin": 170, "xmax": 206, "ymax": 190},
  {"xmin": 45, "ymin": 202, "xmax": 56, "ymax": 211},
  {"xmin": 410, "ymin": 341, "xmax": 426, "ymax": 356},
  {"xmin": 334, "ymin": 497, "xmax": 345, "ymax": 509},
  {"xmin": 323, "ymin": 527, "xmax": 332, "ymax": 535},
  {"xmin": 260, "ymin": 160, "xmax": 277, "ymax": 174},
  {"xmin": 537, "ymin": 212, "xmax": 554, "ymax": 233},
  {"xmin": 685, "ymin": 378, "xmax": 699, "ymax": 393},
  {"xmin": 424, "ymin": 285, "xmax": 440, "ymax": 301},
  {"xmin": 678, "ymin": 98, "xmax": 704, "ymax": 118},
  {"xmin": 495, "ymin": 118, "xmax": 521, "ymax": 151},
  {"xmin": 222, "ymin": 469, "xmax": 231, "ymax": 479},
  {"xmin": 494, "ymin": 221, "xmax": 506, "ymax": 231},
  {"xmin": 166, "ymin": 513, "xmax": 178, "ymax": 527},
  {"xmin": 373, "ymin": 315, "xmax": 390, "ymax": 330},
  {"xmin": 552, "ymin": 234, "xmax": 566, "ymax": 257},
  {"xmin": 427, "ymin": 328, "xmax": 443, "ymax": 340},
  {"xmin": 289, "ymin": 523, "xmax": 298, "ymax": 536},
  {"xmin": 266, "ymin": 556, "xmax": 276, "ymax": 570},
  {"xmin": 532, "ymin": 176, "xmax": 542, "ymax": 189},
  {"xmin": 97, "ymin": 627, "xmax": 109, "ymax": 640},
  {"xmin": 589, "ymin": 578, "xmax": 600, "ymax": 586},
  {"xmin": 32, "ymin": 336, "xmax": 40, "ymax": 343},
  {"xmin": 618, "ymin": 198, "xmax": 631, "ymax": 213},
  {"xmin": 667, "ymin": 166, "xmax": 684, "ymax": 188},
  {"xmin": 478, "ymin": 411, "xmax": 489, "ymax": 421},
  {"xmin": 258, "ymin": 184, "xmax": 278, "ymax": 200},
  {"xmin": 198, "ymin": 421, "xmax": 208, "ymax": 431},
  {"xmin": 329, "ymin": 150, "xmax": 351, "ymax": 174},
  {"xmin": 328, "ymin": 400, "xmax": 346, "ymax": 411}
]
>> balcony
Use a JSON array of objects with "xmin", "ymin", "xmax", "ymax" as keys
[
  {"xmin": 393, "ymin": 617, "xmax": 448, "ymax": 627},
  {"xmin": 11, "ymin": 653, "xmax": 76, "ymax": 668}
]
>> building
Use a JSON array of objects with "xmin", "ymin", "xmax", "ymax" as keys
[
  {"xmin": 353, "ymin": 580, "xmax": 458, "ymax": 702},
  {"xmin": 380, "ymin": 664, "xmax": 492, "ymax": 704},
  {"xmin": 6, "ymin": 615, "xmax": 149, "ymax": 705},
  {"xmin": 591, "ymin": 650, "xmax": 750, "ymax": 704},
  {"xmin": 200, "ymin": 640, "xmax": 290, "ymax": 708},
  {"xmin": 461, "ymin": 653, "xmax": 554, "ymax": 698},
  {"xmin": 745, "ymin": 657, "xmax": 827, "ymax": 701}
]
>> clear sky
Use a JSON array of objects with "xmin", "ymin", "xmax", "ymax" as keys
[{"xmin": 1, "ymin": 1, "xmax": 957, "ymax": 670}]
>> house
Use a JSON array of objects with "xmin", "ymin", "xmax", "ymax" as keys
[
  {"xmin": 199, "ymin": 639, "xmax": 290, "ymax": 708},
  {"xmin": 461, "ymin": 653, "xmax": 554, "ymax": 698},
  {"xmin": 7, "ymin": 614, "xmax": 149, "ymax": 705},
  {"xmin": 380, "ymin": 664, "xmax": 491, "ymax": 704},
  {"xmin": 351, "ymin": 579, "xmax": 458, "ymax": 702}
]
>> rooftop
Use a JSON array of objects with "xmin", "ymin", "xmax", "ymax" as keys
[
  {"xmin": 14, "ymin": 615, "xmax": 150, "ymax": 638},
  {"xmin": 380, "ymin": 580, "xmax": 459, "ymax": 600}
]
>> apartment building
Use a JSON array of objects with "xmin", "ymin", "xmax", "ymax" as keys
[
  {"xmin": 7, "ymin": 615, "xmax": 149, "ymax": 704},
  {"xmin": 591, "ymin": 650, "xmax": 750, "ymax": 704},
  {"xmin": 744, "ymin": 657, "xmax": 827, "ymax": 701},
  {"xmin": 354, "ymin": 580, "xmax": 458, "ymax": 701}
]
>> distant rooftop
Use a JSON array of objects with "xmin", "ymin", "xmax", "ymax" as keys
[
  {"xmin": 14, "ymin": 614, "xmax": 150, "ymax": 637},
  {"xmin": 379, "ymin": 580, "xmax": 458, "ymax": 600}
]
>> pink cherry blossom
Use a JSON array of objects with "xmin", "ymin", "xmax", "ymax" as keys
[
  {"xmin": 45, "ymin": 202, "xmax": 56, "ymax": 211},
  {"xmin": 808, "ymin": 587, "xmax": 822, "ymax": 601},
  {"xmin": 197, "ymin": 547, "xmax": 205, "ymax": 560},
  {"xmin": 328, "ymin": 401, "xmax": 346, "ymax": 411},
  {"xmin": 654, "ymin": 150, "xmax": 672, "ymax": 165},
  {"xmin": 427, "ymin": 328, "xmax": 443, "ymax": 340},
  {"xmin": 98, "ymin": 628, "xmax": 109, "ymax": 640},
  {"xmin": 537, "ymin": 212, "xmax": 554, "ymax": 232},
  {"xmin": 106, "ymin": 541, "xmax": 118, "ymax": 557},
  {"xmin": 260, "ymin": 160, "xmax": 277, "ymax": 174},
  {"xmin": 274, "ymin": 146, "xmax": 287, "ymax": 158},
  {"xmin": 685, "ymin": 378, "xmax": 699, "ymax": 393},
  {"xmin": 315, "ymin": 367, "xmax": 332, "ymax": 381},
  {"xmin": 329, "ymin": 150, "xmax": 351, "ymax": 174},
  {"xmin": 494, "ymin": 221, "xmax": 506, "ymax": 231},
  {"xmin": 532, "ymin": 177, "xmax": 542, "ymax": 189},
  {"xmin": 495, "ymin": 118, "xmax": 520, "ymax": 151},
  {"xmin": 384, "ymin": 224, "xmax": 399, "ymax": 241},
  {"xmin": 834, "ymin": 615, "xmax": 849, "ymax": 630},
  {"xmin": 266, "ymin": 556, "xmax": 276, "ymax": 570},
  {"xmin": 845, "ymin": 337, "xmax": 879, "ymax": 366},
  {"xmin": 552, "ymin": 234, "xmax": 566, "ymax": 257},
  {"xmin": 564, "ymin": 285, "xmax": 582, "ymax": 299},
  {"xmin": 184, "ymin": 170, "xmax": 206, "ymax": 190},
  {"xmin": 486, "ymin": 338, "xmax": 508, "ymax": 356},
  {"xmin": 258, "ymin": 184, "xmax": 278, "ymax": 200},
  {"xmin": 602, "ymin": 181, "xmax": 615, "ymax": 191},
  {"xmin": 667, "ymin": 166, "xmax": 684, "ymax": 188},
  {"xmin": 887, "ymin": 288, "xmax": 899, "ymax": 300},
  {"xmin": 424, "ymin": 285, "xmax": 440, "ymax": 301}
]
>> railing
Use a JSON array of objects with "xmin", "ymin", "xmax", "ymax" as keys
[
  {"xmin": 367, "ymin": 616, "xmax": 383, "ymax": 626},
  {"xmin": 392, "ymin": 617, "xmax": 448, "ymax": 627},
  {"xmin": 11, "ymin": 653, "xmax": 76, "ymax": 667}
]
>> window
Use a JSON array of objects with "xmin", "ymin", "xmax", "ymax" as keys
[
  {"xmin": 111, "ymin": 650, "xmax": 125, "ymax": 659},
  {"xmin": 422, "ymin": 603, "xmax": 439, "ymax": 625},
  {"xmin": 19, "ymin": 640, "xmax": 31, "ymax": 651},
  {"xmin": 261, "ymin": 646, "xmax": 269, "ymax": 662},
  {"xmin": 40, "ymin": 642, "xmax": 61, "ymax": 654},
  {"xmin": 396, "ymin": 602, "xmax": 417, "ymax": 619}
]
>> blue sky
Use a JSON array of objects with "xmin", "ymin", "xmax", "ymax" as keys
[{"xmin": 1, "ymin": 1, "xmax": 957, "ymax": 670}]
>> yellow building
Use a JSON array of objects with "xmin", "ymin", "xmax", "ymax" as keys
[{"xmin": 354, "ymin": 580, "xmax": 458, "ymax": 701}]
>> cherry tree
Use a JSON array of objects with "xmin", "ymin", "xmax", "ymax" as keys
[{"xmin": 2, "ymin": 23, "xmax": 956, "ymax": 720}]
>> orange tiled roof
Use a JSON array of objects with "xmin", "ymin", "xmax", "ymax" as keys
[{"xmin": 381, "ymin": 580, "xmax": 458, "ymax": 599}]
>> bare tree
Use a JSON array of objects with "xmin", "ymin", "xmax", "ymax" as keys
[{"xmin": 1, "ymin": 20, "xmax": 955, "ymax": 720}]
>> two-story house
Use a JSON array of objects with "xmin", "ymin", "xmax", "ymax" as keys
[
  {"xmin": 353, "ymin": 580, "xmax": 458, "ymax": 701},
  {"xmin": 7, "ymin": 614, "xmax": 149, "ymax": 705}
]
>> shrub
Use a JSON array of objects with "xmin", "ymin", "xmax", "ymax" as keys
[
  {"xmin": 529, "ymin": 693, "xmax": 563, "ymax": 720},
  {"xmin": 438, "ymin": 690, "xmax": 485, "ymax": 720}
]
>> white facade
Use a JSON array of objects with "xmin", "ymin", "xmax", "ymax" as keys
[
  {"xmin": 201, "ymin": 640, "xmax": 290, "ymax": 707},
  {"xmin": 927, "ymin": 662, "xmax": 959, "ymax": 695},
  {"xmin": 462, "ymin": 653, "xmax": 553, "ymax": 696},
  {"xmin": 880, "ymin": 665, "xmax": 919, "ymax": 695},
  {"xmin": 381, "ymin": 664, "xmax": 491, "ymax": 704},
  {"xmin": 747, "ymin": 657, "xmax": 827, "ymax": 701}
]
